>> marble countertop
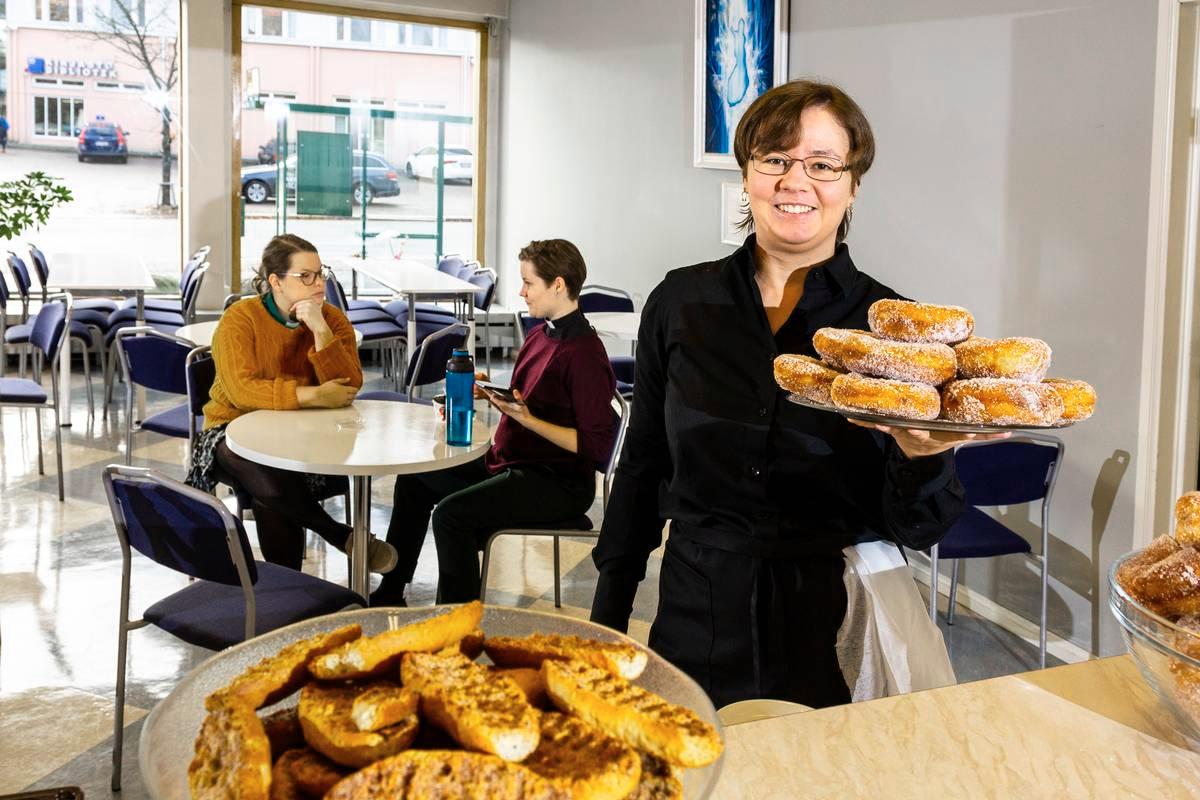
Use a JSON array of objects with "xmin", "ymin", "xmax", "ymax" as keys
[{"xmin": 714, "ymin": 655, "xmax": 1200, "ymax": 799}]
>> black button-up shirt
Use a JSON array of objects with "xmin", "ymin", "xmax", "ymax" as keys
[{"xmin": 590, "ymin": 237, "xmax": 966, "ymax": 632}]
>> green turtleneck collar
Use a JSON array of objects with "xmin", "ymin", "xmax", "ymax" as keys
[{"xmin": 263, "ymin": 292, "xmax": 300, "ymax": 329}]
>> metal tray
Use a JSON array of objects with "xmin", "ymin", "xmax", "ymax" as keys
[
  {"xmin": 139, "ymin": 606, "xmax": 724, "ymax": 799},
  {"xmin": 787, "ymin": 394, "xmax": 1075, "ymax": 434}
]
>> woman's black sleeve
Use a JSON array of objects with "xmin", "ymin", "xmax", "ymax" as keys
[{"xmin": 590, "ymin": 286, "xmax": 672, "ymax": 633}]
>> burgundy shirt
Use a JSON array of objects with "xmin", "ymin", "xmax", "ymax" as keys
[{"xmin": 485, "ymin": 309, "xmax": 617, "ymax": 478}]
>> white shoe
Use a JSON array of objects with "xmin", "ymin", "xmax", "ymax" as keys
[{"xmin": 346, "ymin": 535, "xmax": 399, "ymax": 574}]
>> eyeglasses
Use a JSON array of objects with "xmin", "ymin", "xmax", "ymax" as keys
[
  {"xmin": 751, "ymin": 154, "xmax": 850, "ymax": 182},
  {"xmin": 284, "ymin": 266, "xmax": 333, "ymax": 286}
]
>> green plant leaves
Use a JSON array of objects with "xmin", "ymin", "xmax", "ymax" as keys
[{"xmin": 0, "ymin": 171, "xmax": 73, "ymax": 241}]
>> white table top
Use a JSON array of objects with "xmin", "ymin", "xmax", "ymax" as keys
[
  {"xmin": 587, "ymin": 311, "xmax": 640, "ymax": 340},
  {"xmin": 224, "ymin": 399, "xmax": 492, "ymax": 477},
  {"xmin": 327, "ymin": 256, "xmax": 477, "ymax": 296},
  {"xmin": 37, "ymin": 252, "xmax": 157, "ymax": 291},
  {"xmin": 177, "ymin": 319, "xmax": 363, "ymax": 348}
]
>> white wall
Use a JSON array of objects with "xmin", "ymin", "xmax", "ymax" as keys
[{"xmin": 500, "ymin": 0, "xmax": 1158, "ymax": 654}]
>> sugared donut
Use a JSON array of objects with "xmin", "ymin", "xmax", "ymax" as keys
[
  {"xmin": 954, "ymin": 336, "xmax": 1052, "ymax": 382},
  {"xmin": 940, "ymin": 378, "xmax": 1064, "ymax": 426},
  {"xmin": 813, "ymin": 328, "xmax": 956, "ymax": 386},
  {"xmin": 829, "ymin": 373, "xmax": 941, "ymax": 421},
  {"xmin": 773, "ymin": 354, "xmax": 843, "ymax": 405},
  {"xmin": 1116, "ymin": 534, "xmax": 1181, "ymax": 592},
  {"xmin": 867, "ymin": 299, "xmax": 974, "ymax": 345},
  {"xmin": 1176, "ymin": 492, "xmax": 1200, "ymax": 546},
  {"xmin": 1124, "ymin": 545, "xmax": 1200, "ymax": 618},
  {"xmin": 1043, "ymin": 378, "xmax": 1096, "ymax": 423}
]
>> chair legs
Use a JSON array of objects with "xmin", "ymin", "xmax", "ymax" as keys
[
  {"xmin": 947, "ymin": 559, "xmax": 960, "ymax": 626},
  {"xmin": 928, "ymin": 544, "xmax": 939, "ymax": 623},
  {"xmin": 53, "ymin": 400, "xmax": 63, "ymax": 502},
  {"xmin": 552, "ymin": 536, "xmax": 561, "ymax": 609},
  {"xmin": 112, "ymin": 559, "xmax": 134, "ymax": 791},
  {"xmin": 1039, "ymin": 553, "xmax": 1048, "ymax": 669},
  {"xmin": 480, "ymin": 529, "xmax": 594, "ymax": 607},
  {"xmin": 34, "ymin": 406, "xmax": 45, "ymax": 476}
]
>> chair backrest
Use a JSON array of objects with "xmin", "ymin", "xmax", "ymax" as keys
[
  {"xmin": 6, "ymin": 252, "xmax": 32, "ymax": 303},
  {"xmin": 181, "ymin": 264, "xmax": 209, "ymax": 322},
  {"xmin": 30, "ymin": 293, "xmax": 70, "ymax": 362},
  {"xmin": 467, "ymin": 267, "xmax": 496, "ymax": 311},
  {"xmin": 404, "ymin": 322, "xmax": 468, "ymax": 395},
  {"xmin": 518, "ymin": 311, "xmax": 545, "ymax": 338},
  {"xmin": 116, "ymin": 327, "xmax": 194, "ymax": 395},
  {"xmin": 326, "ymin": 274, "xmax": 349, "ymax": 311},
  {"xmin": 602, "ymin": 392, "xmax": 631, "ymax": 506},
  {"xmin": 103, "ymin": 465, "xmax": 257, "ymax": 587},
  {"xmin": 185, "ymin": 346, "xmax": 215, "ymax": 450},
  {"xmin": 954, "ymin": 434, "xmax": 1064, "ymax": 507},
  {"xmin": 223, "ymin": 292, "xmax": 251, "ymax": 310},
  {"xmin": 27, "ymin": 244, "xmax": 49, "ymax": 287},
  {"xmin": 579, "ymin": 285, "xmax": 634, "ymax": 314},
  {"xmin": 437, "ymin": 254, "xmax": 466, "ymax": 277}
]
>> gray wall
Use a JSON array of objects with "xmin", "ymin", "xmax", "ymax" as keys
[{"xmin": 499, "ymin": 0, "xmax": 1158, "ymax": 654}]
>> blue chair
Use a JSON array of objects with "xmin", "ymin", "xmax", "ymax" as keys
[
  {"xmin": 579, "ymin": 284, "xmax": 634, "ymax": 314},
  {"xmin": 929, "ymin": 433, "xmax": 1063, "ymax": 668},
  {"xmin": 106, "ymin": 262, "xmax": 208, "ymax": 329},
  {"xmin": 480, "ymin": 391, "xmax": 630, "ymax": 608},
  {"xmin": 359, "ymin": 322, "xmax": 469, "ymax": 404},
  {"xmin": 114, "ymin": 246, "xmax": 210, "ymax": 317},
  {"xmin": 28, "ymin": 243, "xmax": 119, "ymax": 315},
  {"xmin": 610, "ymin": 355, "xmax": 635, "ymax": 399},
  {"xmin": 327, "ymin": 274, "xmax": 407, "ymax": 389},
  {"xmin": 114, "ymin": 327, "xmax": 200, "ymax": 465},
  {"xmin": 466, "ymin": 267, "xmax": 498, "ymax": 373},
  {"xmin": 0, "ymin": 294, "xmax": 70, "ymax": 500},
  {"xmin": 104, "ymin": 464, "xmax": 364, "ymax": 790}
]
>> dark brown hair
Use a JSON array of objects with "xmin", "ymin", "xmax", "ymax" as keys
[
  {"xmin": 733, "ymin": 79, "xmax": 875, "ymax": 241},
  {"xmin": 518, "ymin": 239, "xmax": 587, "ymax": 300},
  {"xmin": 253, "ymin": 233, "xmax": 319, "ymax": 295}
]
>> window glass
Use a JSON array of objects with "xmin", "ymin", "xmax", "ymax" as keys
[
  {"xmin": 410, "ymin": 24, "xmax": 434, "ymax": 46},
  {"xmin": 262, "ymin": 8, "xmax": 282, "ymax": 36},
  {"xmin": 49, "ymin": 0, "xmax": 69, "ymax": 22},
  {"xmin": 34, "ymin": 97, "xmax": 46, "ymax": 135},
  {"xmin": 351, "ymin": 18, "xmax": 370, "ymax": 42}
]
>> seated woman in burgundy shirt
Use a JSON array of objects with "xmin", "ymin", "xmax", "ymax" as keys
[{"xmin": 375, "ymin": 239, "xmax": 617, "ymax": 605}]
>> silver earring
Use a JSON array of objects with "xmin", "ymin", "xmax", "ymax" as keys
[{"xmin": 740, "ymin": 189, "xmax": 749, "ymax": 209}]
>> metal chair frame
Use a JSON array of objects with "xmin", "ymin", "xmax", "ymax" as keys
[
  {"xmin": 114, "ymin": 326, "xmax": 196, "ymax": 465},
  {"xmin": 929, "ymin": 432, "xmax": 1064, "ymax": 668},
  {"xmin": 480, "ymin": 392, "xmax": 630, "ymax": 607}
]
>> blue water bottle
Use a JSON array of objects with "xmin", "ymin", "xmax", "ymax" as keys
[{"xmin": 445, "ymin": 348, "xmax": 475, "ymax": 446}]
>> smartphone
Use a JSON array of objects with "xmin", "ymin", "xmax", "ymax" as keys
[{"xmin": 476, "ymin": 380, "xmax": 517, "ymax": 402}]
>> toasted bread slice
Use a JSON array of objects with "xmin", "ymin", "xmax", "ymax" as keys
[
  {"xmin": 207, "ymin": 624, "xmax": 362, "ymax": 711},
  {"xmin": 521, "ymin": 711, "xmax": 641, "ymax": 800},
  {"xmin": 260, "ymin": 706, "xmax": 305, "ymax": 760},
  {"xmin": 324, "ymin": 749, "xmax": 569, "ymax": 800},
  {"xmin": 401, "ymin": 650, "xmax": 540, "ymax": 762},
  {"xmin": 485, "ymin": 634, "xmax": 648, "ymax": 680},
  {"xmin": 542, "ymin": 659, "xmax": 722, "ymax": 768},
  {"xmin": 495, "ymin": 667, "xmax": 550, "ymax": 709},
  {"xmin": 299, "ymin": 680, "xmax": 420, "ymax": 768},
  {"xmin": 627, "ymin": 752, "xmax": 683, "ymax": 800},
  {"xmin": 188, "ymin": 700, "xmax": 272, "ymax": 800},
  {"xmin": 277, "ymin": 746, "xmax": 348, "ymax": 797},
  {"xmin": 351, "ymin": 682, "xmax": 420, "ymax": 732},
  {"xmin": 269, "ymin": 750, "xmax": 302, "ymax": 800},
  {"xmin": 461, "ymin": 628, "xmax": 486, "ymax": 659},
  {"xmin": 310, "ymin": 602, "xmax": 483, "ymax": 681}
]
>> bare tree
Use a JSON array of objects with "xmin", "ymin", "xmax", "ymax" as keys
[{"xmin": 84, "ymin": 1, "xmax": 178, "ymax": 207}]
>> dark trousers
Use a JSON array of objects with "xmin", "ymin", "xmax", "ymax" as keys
[
  {"xmin": 380, "ymin": 456, "xmax": 595, "ymax": 603},
  {"xmin": 214, "ymin": 440, "xmax": 350, "ymax": 570},
  {"xmin": 648, "ymin": 533, "xmax": 851, "ymax": 710}
]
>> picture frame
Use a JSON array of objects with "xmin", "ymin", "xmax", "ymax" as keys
[
  {"xmin": 694, "ymin": 0, "xmax": 789, "ymax": 170},
  {"xmin": 720, "ymin": 182, "xmax": 749, "ymax": 246}
]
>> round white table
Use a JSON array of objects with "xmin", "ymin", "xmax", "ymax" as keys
[
  {"xmin": 587, "ymin": 311, "xmax": 640, "ymax": 341},
  {"xmin": 177, "ymin": 320, "xmax": 363, "ymax": 347},
  {"xmin": 225, "ymin": 400, "xmax": 492, "ymax": 598}
]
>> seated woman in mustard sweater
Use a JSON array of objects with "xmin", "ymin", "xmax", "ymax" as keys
[{"xmin": 186, "ymin": 234, "xmax": 397, "ymax": 573}]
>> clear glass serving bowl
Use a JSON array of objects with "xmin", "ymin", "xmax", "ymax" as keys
[{"xmin": 1109, "ymin": 551, "xmax": 1200, "ymax": 748}]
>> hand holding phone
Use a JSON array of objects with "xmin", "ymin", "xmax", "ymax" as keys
[{"xmin": 476, "ymin": 380, "xmax": 517, "ymax": 403}]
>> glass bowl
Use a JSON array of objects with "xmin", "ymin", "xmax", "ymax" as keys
[{"xmin": 1109, "ymin": 551, "xmax": 1200, "ymax": 748}]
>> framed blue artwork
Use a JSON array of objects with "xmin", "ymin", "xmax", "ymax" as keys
[{"xmin": 694, "ymin": 0, "xmax": 789, "ymax": 170}]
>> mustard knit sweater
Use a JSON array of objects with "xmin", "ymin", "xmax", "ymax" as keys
[{"xmin": 202, "ymin": 296, "xmax": 363, "ymax": 429}]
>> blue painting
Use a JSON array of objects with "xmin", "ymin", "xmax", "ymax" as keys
[{"xmin": 696, "ymin": 0, "xmax": 786, "ymax": 169}]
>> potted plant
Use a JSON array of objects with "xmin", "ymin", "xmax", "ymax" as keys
[{"xmin": 0, "ymin": 171, "xmax": 73, "ymax": 241}]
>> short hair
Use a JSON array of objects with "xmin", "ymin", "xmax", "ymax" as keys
[
  {"xmin": 733, "ymin": 79, "xmax": 876, "ymax": 241},
  {"xmin": 518, "ymin": 239, "xmax": 587, "ymax": 300},
  {"xmin": 253, "ymin": 233, "xmax": 318, "ymax": 295}
]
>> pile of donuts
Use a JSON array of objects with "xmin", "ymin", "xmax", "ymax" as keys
[
  {"xmin": 1115, "ymin": 492, "xmax": 1200, "ymax": 724},
  {"xmin": 773, "ymin": 299, "xmax": 1097, "ymax": 426}
]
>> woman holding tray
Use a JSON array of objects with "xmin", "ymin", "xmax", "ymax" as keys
[{"xmin": 590, "ymin": 80, "xmax": 1003, "ymax": 709}]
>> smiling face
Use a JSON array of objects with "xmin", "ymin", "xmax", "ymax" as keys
[
  {"xmin": 744, "ymin": 105, "xmax": 856, "ymax": 265},
  {"xmin": 267, "ymin": 250, "xmax": 325, "ymax": 314}
]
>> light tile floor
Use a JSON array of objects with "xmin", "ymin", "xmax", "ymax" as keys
[{"xmin": 0, "ymin": 359, "xmax": 1059, "ymax": 796}]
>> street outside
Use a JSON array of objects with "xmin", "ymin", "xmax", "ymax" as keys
[{"xmin": 0, "ymin": 146, "xmax": 477, "ymax": 289}]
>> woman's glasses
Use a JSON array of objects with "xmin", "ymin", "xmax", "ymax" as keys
[
  {"xmin": 751, "ymin": 154, "xmax": 850, "ymax": 182},
  {"xmin": 284, "ymin": 266, "xmax": 333, "ymax": 286}
]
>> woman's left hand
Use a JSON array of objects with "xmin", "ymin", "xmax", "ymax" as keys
[
  {"xmin": 849, "ymin": 420, "xmax": 1010, "ymax": 459},
  {"xmin": 486, "ymin": 387, "xmax": 533, "ymax": 426}
]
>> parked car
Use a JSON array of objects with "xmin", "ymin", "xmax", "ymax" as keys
[
  {"xmin": 77, "ymin": 120, "xmax": 128, "ymax": 163},
  {"xmin": 404, "ymin": 146, "xmax": 473, "ymax": 183},
  {"xmin": 240, "ymin": 150, "xmax": 401, "ymax": 205}
]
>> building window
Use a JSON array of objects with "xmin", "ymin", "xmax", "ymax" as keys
[
  {"xmin": 109, "ymin": 0, "xmax": 146, "ymax": 27},
  {"xmin": 409, "ymin": 24, "xmax": 433, "ymax": 47},
  {"xmin": 262, "ymin": 8, "xmax": 283, "ymax": 37},
  {"xmin": 336, "ymin": 16, "xmax": 371, "ymax": 43},
  {"xmin": 34, "ymin": 95, "xmax": 83, "ymax": 137},
  {"xmin": 34, "ymin": 0, "xmax": 84, "ymax": 22}
]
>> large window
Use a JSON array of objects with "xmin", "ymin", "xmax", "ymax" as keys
[
  {"xmin": 34, "ymin": 0, "xmax": 83, "ymax": 22},
  {"xmin": 33, "ymin": 95, "xmax": 83, "ymax": 137},
  {"xmin": 336, "ymin": 16, "xmax": 371, "ymax": 43}
]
